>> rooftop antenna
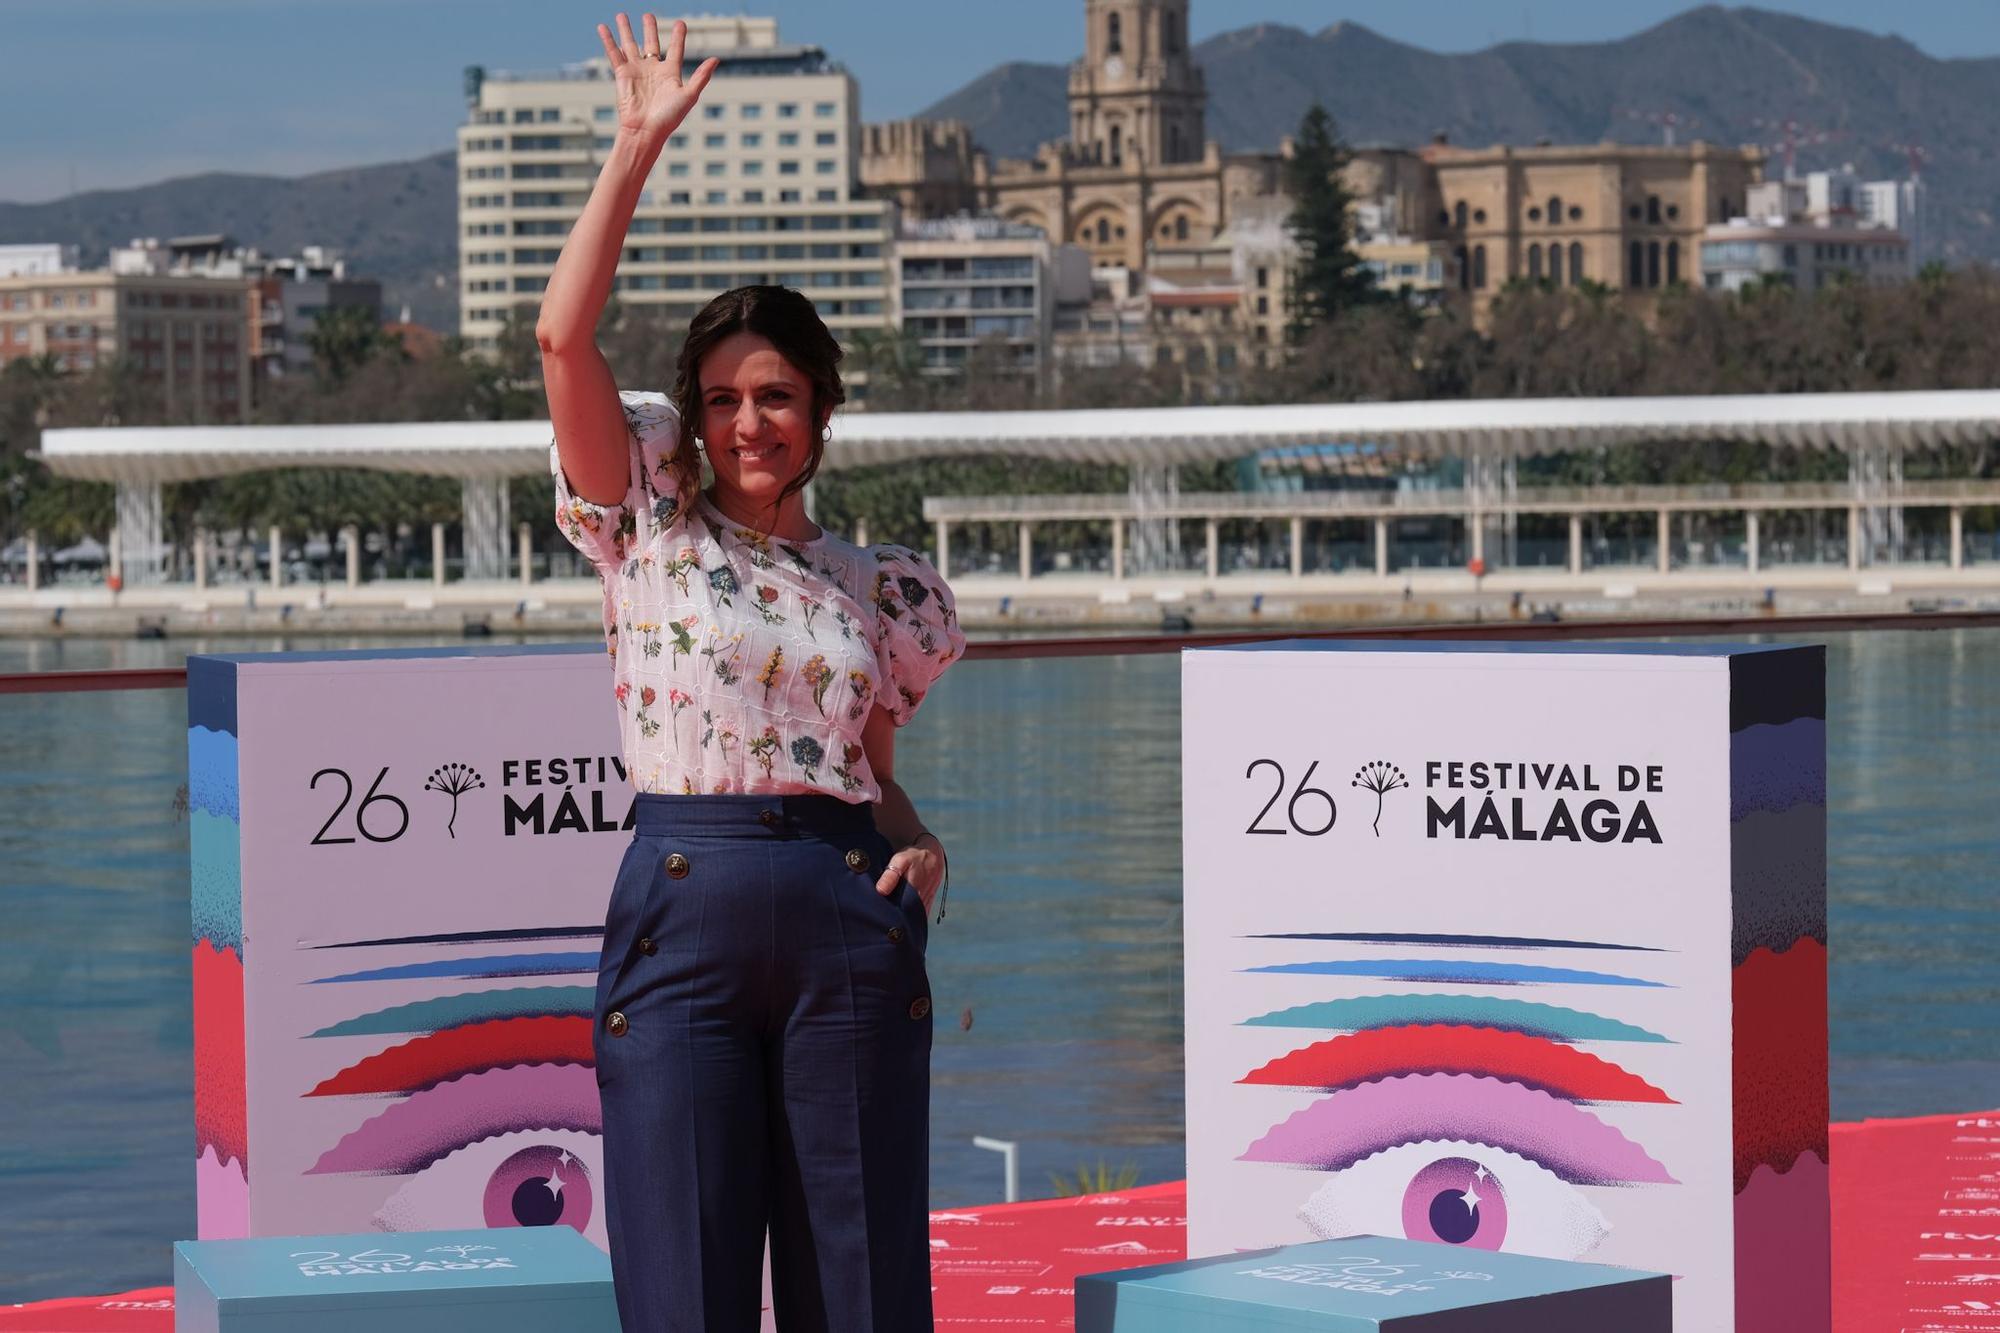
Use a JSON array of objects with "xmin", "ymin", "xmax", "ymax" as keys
[{"xmin": 1616, "ymin": 107, "xmax": 1699, "ymax": 147}]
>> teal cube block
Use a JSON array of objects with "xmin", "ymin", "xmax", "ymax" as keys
[
  {"xmin": 172, "ymin": 1228, "xmax": 620, "ymax": 1333},
  {"xmin": 1076, "ymin": 1236, "xmax": 1670, "ymax": 1332}
]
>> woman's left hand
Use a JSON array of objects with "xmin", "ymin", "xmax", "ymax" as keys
[{"xmin": 877, "ymin": 834, "xmax": 943, "ymax": 914}]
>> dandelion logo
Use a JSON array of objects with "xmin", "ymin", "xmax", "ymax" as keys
[
  {"xmin": 1351, "ymin": 761, "xmax": 1409, "ymax": 837},
  {"xmin": 424, "ymin": 763, "xmax": 487, "ymax": 839}
]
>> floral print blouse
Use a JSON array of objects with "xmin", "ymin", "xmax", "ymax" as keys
[{"xmin": 551, "ymin": 391, "xmax": 964, "ymax": 800}]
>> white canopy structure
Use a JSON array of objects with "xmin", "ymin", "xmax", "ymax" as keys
[{"xmin": 37, "ymin": 389, "xmax": 2000, "ymax": 582}]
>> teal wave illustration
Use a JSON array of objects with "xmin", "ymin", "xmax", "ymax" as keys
[
  {"xmin": 190, "ymin": 807, "xmax": 241, "ymax": 953},
  {"xmin": 1241, "ymin": 994, "xmax": 1672, "ymax": 1043},
  {"xmin": 308, "ymin": 986, "xmax": 595, "ymax": 1037}
]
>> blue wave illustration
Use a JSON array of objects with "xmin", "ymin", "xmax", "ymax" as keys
[{"xmin": 1243, "ymin": 959, "xmax": 1668, "ymax": 987}]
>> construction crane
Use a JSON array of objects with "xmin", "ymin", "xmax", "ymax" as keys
[
  {"xmin": 1750, "ymin": 117, "xmax": 1846, "ymax": 179},
  {"xmin": 1887, "ymin": 141, "xmax": 1930, "ymax": 183}
]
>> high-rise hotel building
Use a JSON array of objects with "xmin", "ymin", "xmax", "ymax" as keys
[{"xmin": 457, "ymin": 17, "xmax": 893, "ymax": 351}]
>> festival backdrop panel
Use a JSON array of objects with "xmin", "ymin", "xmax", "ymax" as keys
[
  {"xmin": 188, "ymin": 645, "xmax": 631, "ymax": 1249},
  {"xmin": 1180, "ymin": 641, "xmax": 1828, "ymax": 1333}
]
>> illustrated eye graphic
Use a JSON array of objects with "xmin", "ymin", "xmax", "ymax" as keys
[
  {"xmin": 308, "ymin": 1060, "xmax": 603, "ymax": 1247},
  {"xmin": 374, "ymin": 1129, "xmax": 606, "ymax": 1250},
  {"xmin": 1241, "ymin": 1074, "xmax": 1672, "ymax": 1264},
  {"xmin": 1297, "ymin": 1142, "xmax": 1609, "ymax": 1261},
  {"xmin": 1240, "ymin": 1072, "xmax": 1674, "ymax": 1187}
]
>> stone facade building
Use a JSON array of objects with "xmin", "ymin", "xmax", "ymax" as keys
[
  {"xmin": 863, "ymin": 0, "xmax": 1767, "ymax": 336},
  {"xmin": 862, "ymin": 0, "xmax": 1281, "ymax": 273}
]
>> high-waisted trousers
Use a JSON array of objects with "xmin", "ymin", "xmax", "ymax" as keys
[{"xmin": 593, "ymin": 791, "xmax": 934, "ymax": 1333}]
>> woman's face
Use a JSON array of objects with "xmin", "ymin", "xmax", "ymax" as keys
[{"xmin": 697, "ymin": 331, "xmax": 820, "ymax": 509}]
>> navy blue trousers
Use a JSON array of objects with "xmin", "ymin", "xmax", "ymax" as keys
[{"xmin": 593, "ymin": 792, "xmax": 934, "ymax": 1333}]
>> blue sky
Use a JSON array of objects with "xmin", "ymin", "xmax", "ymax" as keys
[{"xmin": 3, "ymin": 0, "xmax": 1994, "ymax": 204}]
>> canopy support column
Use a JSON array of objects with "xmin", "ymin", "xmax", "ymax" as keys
[
  {"xmin": 460, "ymin": 476, "xmax": 511, "ymax": 582},
  {"xmin": 114, "ymin": 480, "xmax": 164, "ymax": 586},
  {"xmin": 1568, "ymin": 514, "xmax": 1582, "ymax": 575},
  {"xmin": 935, "ymin": 518, "xmax": 950, "ymax": 576},
  {"xmin": 1656, "ymin": 511, "xmax": 1671, "ymax": 574},
  {"xmin": 1950, "ymin": 506, "xmax": 1964, "ymax": 570},
  {"xmin": 1127, "ymin": 461, "xmax": 1177, "ymax": 575},
  {"xmin": 1206, "ymin": 517, "xmax": 1219, "ymax": 580},
  {"xmin": 519, "ymin": 521, "xmax": 534, "ymax": 587},
  {"xmin": 344, "ymin": 526, "xmax": 361, "ymax": 589},
  {"xmin": 25, "ymin": 530, "xmax": 39, "ymax": 592},
  {"xmin": 269, "ymin": 525, "xmax": 283, "ymax": 590},
  {"xmin": 1375, "ymin": 518, "xmax": 1389, "ymax": 577},
  {"xmin": 1746, "ymin": 511, "xmax": 1760, "ymax": 574},
  {"xmin": 1018, "ymin": 521, "xmax": 1033, "ymax": 581}
]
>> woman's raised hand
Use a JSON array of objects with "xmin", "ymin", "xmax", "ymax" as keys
[{"xmin": 597, "ymin": 13, "xmax": 719, "ymax": 143}]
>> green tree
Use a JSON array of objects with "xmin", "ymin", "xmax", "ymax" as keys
[
  {"xmin": 307, "ymin": 305, "xmax": 404, "ymax": 387},
  {"xmin": 1283, "ymin": 103, "xmax": 1375, "ymax": 341}
]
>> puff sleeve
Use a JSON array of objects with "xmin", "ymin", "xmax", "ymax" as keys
[
  {"xmin": 550, "ymin": 390, "xmax": 686, "ymax": 573},
  {"xmin": 868, "ymin": 543, "xmax": 966, "ymax": 726}
]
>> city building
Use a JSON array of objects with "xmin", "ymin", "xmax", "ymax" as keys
[
  {"xmin": 1698, "ymin": 164, "xmax": 1916, "ymax": 294},
  {"xmin": 0, "ymin": 244, "xmax": 77, "ymax": 279},
  {"xmin": 110, "ymin": 236, "xmax": 383, "ymax": 381},
  {"xmin": 861, "ymin": 0, "xmax": 1284, "ymax": 272},
  {"xmin": 894, "ymin": 215, "xmax": 1087, "ymax": 388},
  {"xmin": 0, "ymin": 258, "xmax": 254, "ymax": 422},
  {"xmin": 1367, "ymin": 138, "xmax": 1766, "ymax": 321},
  {"xmin": 1698, "ymin": 221, "xmax": 1912, "ymax": 293},
  {"xmin": 458, "ymin": 17, "xmax": 893, "ymax": 351}
]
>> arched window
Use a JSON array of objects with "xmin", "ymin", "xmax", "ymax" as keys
[
  {"xmin": 1666, "ymin": 240, "xmax": 1680, "ymax": 285},
  {"xmin": 1647, "ymin": 240, "xmax": 1661, "ymax": 287},
  {"xmin": 1455, "ymin": 244, "xmax": 1470, "ymax": 291},
  {"xmin": 1472, "ymin": 244, "xmax": 1488, "ymax": 290},
  {"xmin": 1548, "ymin": 242, "xmax": 1563, "ymax": 284},
  {"xmin": 1107, "ymin": 11, "xmax": 1123, "ymax": 55},
  {"xmin": 1527, "ymin": 243, "xmax": 1543, "ymax": 280},
  {"xmin": 1453, "ymin": 201, "xmax": 1468, "ymax": 229},
  {"xmin": 1628, "ymin": 240, "xmax": 1645, "ymax": 286},
  {"xmin": 1095, "ymin": 217, "xmax": 1110, "ymax": 244},
  {"xmin": 1568, "ymin": 242, "xmax": 1584, "ymax": 283},
  {"xmin": 1109, "ymin": 123, "xmax": 1122, "ymax": 167},
  {"xmin": 1646, "ymin": 194, "xmax": 1661, "ymax": 225},
  {"xmin": 1547, "ymin": 195, "xmax": 1562, "ymax": 226},
  {"xmin": 1175, "ymin": 214, "xmax": 1189, "ymax": 241}
]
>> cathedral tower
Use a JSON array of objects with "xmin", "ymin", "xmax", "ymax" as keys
[{"xmin": 1068, "ymin": 0, "xmax": 1207, "ymax": 167}]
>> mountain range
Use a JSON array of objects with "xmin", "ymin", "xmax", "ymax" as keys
[{"xmin": 2, "ymin": 5, "xmax": 1992, "ymax": 336}]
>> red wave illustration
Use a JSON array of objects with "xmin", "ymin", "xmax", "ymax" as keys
[
  {"xmin": 1733, "ymin": 937, "xmax": 1829, "ymax": 1191},
  {"xmin": 1238, "ymin": 1023, "xmax": 1675, "ymax": 1103},
  {"xmin": 192, "ymin": 940, "xmax": 246, "ymax": 1168},
  {"xmin": 306, "ymin": 1015, "xmax": 593, "ymax": 1096}
]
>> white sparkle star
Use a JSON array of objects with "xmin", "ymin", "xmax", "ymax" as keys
[
  {"xmin": 1472, "ymin": 1164, "xmax": 1490, "ymax": 1183},
  {"xmin": 1460, "ymin": 1184, "xmax": 1482, "ymax": 1212}
]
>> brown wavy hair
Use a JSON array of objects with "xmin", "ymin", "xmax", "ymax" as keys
[{"xmin": 665, "ymin": 285, "xmax": 846, "ymax": 509}]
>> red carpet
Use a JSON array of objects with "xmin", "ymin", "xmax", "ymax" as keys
[{"xmin": 6, "ymin": 1110, "xmax": 1994, "ymax": 1331}]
